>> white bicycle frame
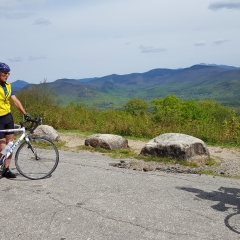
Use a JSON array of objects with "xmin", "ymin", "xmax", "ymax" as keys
[{"xmin": 0, "ymin": 126, "xmax": 30, "ymax": 165}]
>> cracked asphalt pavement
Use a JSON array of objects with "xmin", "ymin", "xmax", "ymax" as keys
[{"xmin": 1, "ymin": 150, "xmax": 240, "ymax": 239}]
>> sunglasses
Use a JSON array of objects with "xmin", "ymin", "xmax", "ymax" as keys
[{"xmin": 1, "ymin": 72, "xmax": 10, "ymax": 75}]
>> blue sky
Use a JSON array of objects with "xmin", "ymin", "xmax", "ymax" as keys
[{"xmin": 1, "ymin": 0, "xmax": 240, "ymax": 83}]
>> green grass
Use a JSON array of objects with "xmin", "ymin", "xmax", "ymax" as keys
[
  {"xmin": 199, "ymin": 170, "xmax": 218, "ymax": 176},
  {"xmin": 198, "ymin": 170, "xmax": 240, "ymax": 179},
  {"xmin": 205, "ymin": 141, "xmax": 240, "ymax": 148},
  {"xmin": 205, "ymin": 158, "xmax": 219, "ymax": 166},
  {"xmin": 57, "ymin": 129, "xmax": 94, "ymax": 135},
  {"xmin": 53, "ymin": 140, "xmax": 68, "ymax": 149}
]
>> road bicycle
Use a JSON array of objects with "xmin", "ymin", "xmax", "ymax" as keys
[{"xmin": 0, "ymin": 117, "xmax": 59, "ymax": 180}]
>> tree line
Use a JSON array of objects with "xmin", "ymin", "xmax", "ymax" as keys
[{"xmin": 11, "ymin": 82, "xmax": 240, "ymax": 146}]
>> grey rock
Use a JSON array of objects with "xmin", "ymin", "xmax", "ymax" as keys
[
  {"xmin": 140, "ymin": 133, "xmax": 210, "ymax": 161},
  {"xmin": 30, "ymin": 125, "xmax": 60, "ymax": 141},
  {"xmin": 85, "ymin": 134, "xmax": 129, "ymax": 150}
]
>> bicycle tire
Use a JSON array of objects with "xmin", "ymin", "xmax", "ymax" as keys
[{"xmin": 15, "ymin": 137, "xmax": 59, "ymax": 180}]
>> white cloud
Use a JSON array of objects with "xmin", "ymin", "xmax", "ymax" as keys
[
  {"xmin": 195, "ymin": 41, "xmax": 206, "ymax": 47},
  {"xmin": 5, "ymin": 10, "xmax": 34, "ymax": 19},
  {"xmin": 209, "ymin": 1, "xmax": 240, "ymax": 11},
  {"xmin": 213, "ymin": 39, "xmax": 230, "ymax": 45},
  {"xmin": 0, "ymin": 0, "xmax": 35, "ymax": 19},
  {"xmin": 0, "ymin": 0, "xmax": 46, "ymax": 19},
  {"xmin": 139, "ymin": 45, "xmax": 167, "ymax": 53},
  {"xmin": 28, "ymin": 56, "xmax": 47, "ymax": 61},
  {"xmin": 33, "ymin": 18, "xmax": 51, "ymax": 25},
  {"xmin": 8, "ymin": 57, "xmax": 24, "ymax": 62}
]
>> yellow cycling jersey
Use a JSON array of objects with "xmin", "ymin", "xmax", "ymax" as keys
[{"xmin": 0, "ymin": 83, "xmax": 12, "ymax": 116}]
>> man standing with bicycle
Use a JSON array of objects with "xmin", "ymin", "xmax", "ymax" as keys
[{"xmin": 0, "ymin": 62, "xmax": 30, "ymax": 178}]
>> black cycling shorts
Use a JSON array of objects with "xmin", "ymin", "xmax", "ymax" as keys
[{"xmin": 0, "ymin": 113, "xmax": 14, "ymax": 139}]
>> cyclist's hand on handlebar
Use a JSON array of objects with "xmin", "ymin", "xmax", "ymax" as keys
[{"xmin": 24, "ymin": 113, "xmax": 31, "ymax": 121}]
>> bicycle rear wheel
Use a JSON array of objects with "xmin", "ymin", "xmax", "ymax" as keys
[{"xmin": 15, "ymin": 137, "xmax": 59, "ymax": 180}]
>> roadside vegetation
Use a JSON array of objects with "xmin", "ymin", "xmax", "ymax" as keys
[{"xmin": 12, "ymin": 82, "xmax": 240, "ymax": 147}]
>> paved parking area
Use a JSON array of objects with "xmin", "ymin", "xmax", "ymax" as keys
[{"xmin": 0, "ymin": 150, "xmax": 240, "ymax": 239}]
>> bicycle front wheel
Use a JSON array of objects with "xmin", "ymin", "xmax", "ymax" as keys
[{"xmin": 15, "ymin": 137, "xmax": 59, "ymax": 180}]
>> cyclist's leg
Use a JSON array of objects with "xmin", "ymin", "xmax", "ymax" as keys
[
  {"xmin": 0, "ymin": 115, "xmax": 7, "ymax": 154},
  {"xmin": 4, "ymin": 133, "xmax": 14, "ymax": 168},
  {"xmin": 1, "ymin": 133, "xmax": 16, "ymax": 178},
  {"xmin": 0, "ymin": 113, "xmax": 16, "ymax": 178},
  {"xmin": 0, "ymin": 137, "xmax": 6, "ymax": 169}
]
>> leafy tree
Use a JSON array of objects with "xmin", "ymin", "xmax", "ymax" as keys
[
  {"xmin": 123, "ymin": 98, "xmax": 149, "ymax": 116},
  {"xmin": 11, "ymin": 80, "xmax": 59, "ymax": 124},
  {"xmin": 198, "ymin": 100, "xmax": 235, "ymax": 122},
  {"xmin": 151, "ymin": 95, "xmax": 182, "ymax": 124}
]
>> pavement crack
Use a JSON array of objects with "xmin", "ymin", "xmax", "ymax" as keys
[
  {"xmin": 178, "ymin": 207, "xmax": 215, "ymax": 221},
  {"xmin": 76, "ymin": 204, "xmax": 200, "ymax": 238},
  {"xmin": 44, "ymin": 194, "xmax": 200, "ymax": 238}
]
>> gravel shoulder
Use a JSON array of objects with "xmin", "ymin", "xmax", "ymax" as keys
[{"xmin": 59, "ymin": 132, "xmax": 240, "ymax": 177}]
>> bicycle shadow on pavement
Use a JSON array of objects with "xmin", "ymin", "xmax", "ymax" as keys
[{"xmin": 177, "ymin": 186, "xmax": 240, "ymax": 234}]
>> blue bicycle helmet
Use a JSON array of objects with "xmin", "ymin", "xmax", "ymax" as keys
[{"xmin": 0, "ymin": 62, "xmax": 10, "ymax": 72}]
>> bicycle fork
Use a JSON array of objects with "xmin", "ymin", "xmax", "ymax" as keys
[{"xmin": 25, "ymin": 137, "xmax": 40, "ymax": 160}]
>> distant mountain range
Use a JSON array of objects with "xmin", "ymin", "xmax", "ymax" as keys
[
  {"xmin": 11, "ymin": 80, "xmax": 29, "ymax": 92},
  {"xmin": 11, "ymin": 64, "xmax": 240, "ymax": 108},
  {"xmin": 198, "ymin": 63, "xmax": 239, "ymax": 70}
]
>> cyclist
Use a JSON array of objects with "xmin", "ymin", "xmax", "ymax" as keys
[{"xmin": 0, "ymin": 62, "xmax": 30, "ymax": 178}]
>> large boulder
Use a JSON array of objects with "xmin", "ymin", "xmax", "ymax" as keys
[
  {"xmin": 30, "ymin": 125, "xmax": 60, "ymax": 141},
  {"xmin": 85, "ymin": 134, "xmax": 129, "ymax": 150},
  {"xmin": 140, "ymin": 133, "xmax": 210, "ymax": 161}
]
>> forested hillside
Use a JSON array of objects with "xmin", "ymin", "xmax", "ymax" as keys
[{"xmin": 14, "ymin": 64, "xmax": 240, "ymax": 109}]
